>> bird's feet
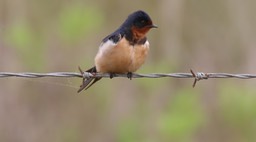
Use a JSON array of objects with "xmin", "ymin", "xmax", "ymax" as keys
[
  {"xmin": 127, "ymin": 72, "xmax": 133, "ymax": 80},
  {"xmin": 109, "ymin": 72, "xmax": 133, "ymax": 79},
  {"xmin": 109, "ymin": 73, "xmax": 116, "ymax": 79}
]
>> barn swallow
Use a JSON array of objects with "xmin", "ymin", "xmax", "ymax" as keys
[{"xmin": 78, "ymin": 10, "xmax": 157, "ymax": 93}]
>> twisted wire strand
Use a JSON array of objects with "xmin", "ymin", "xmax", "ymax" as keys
[
  {"xmin": 0, "ymin": 72, "xmax": 82, "ymax": 78},
  {"xmin": 0, "ymin": 71, "xmax": 256, "ymax": 79},
  {"xmin": 1, "ymin": 71, "xmax": 255, "ymax": 88}
]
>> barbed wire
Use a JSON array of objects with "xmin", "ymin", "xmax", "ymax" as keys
[
  {"xmin": 0, "ymin": 72, "xmax": 83, "ymax": 78},
  {"xmin": 1, "ymin": 70, "xmax": 256, "ymax": 87}
]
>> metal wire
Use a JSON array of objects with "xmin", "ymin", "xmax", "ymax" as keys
[
  {"xmin": 1, "ymin": 71, "xmax": 256, "ymax": 79},
  {"xmin": 1, "ymin": 70, "xmax": 256, "ymax": 87},
  {"xmin": 0, "ymin": 72, "xmax": 83, "ymax": 78}
]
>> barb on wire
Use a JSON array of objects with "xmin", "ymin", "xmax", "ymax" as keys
[
  {"xmin": 0, "ymin": 70, "xmax": 256, "ymax": 87},
  {"xmin": 190, "ymin": 69, "xmax": 209, "ymax": 87}
]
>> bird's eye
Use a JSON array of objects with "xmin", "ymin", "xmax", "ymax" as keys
[{"xmin": 141, "ymin": 20, "xmax": 145, "ymax": 23}]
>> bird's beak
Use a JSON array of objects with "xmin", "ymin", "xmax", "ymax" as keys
[{"xmin": 150, "ymin": 24, "xmax": 158, "ymax": 28}]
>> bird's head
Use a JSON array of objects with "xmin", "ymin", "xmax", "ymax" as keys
[{"xmin": 123, "ymin": 10, "xmax": 157, "ymax": 40}]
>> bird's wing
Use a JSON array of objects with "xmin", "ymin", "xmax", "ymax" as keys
[{"xmin": 102, "ymin": 29, "xmax": 124, "ymax": 44}]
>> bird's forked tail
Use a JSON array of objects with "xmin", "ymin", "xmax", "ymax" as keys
[{"xmin": 77, "ymin": 66, "xmax": 102, "ymax": 93}]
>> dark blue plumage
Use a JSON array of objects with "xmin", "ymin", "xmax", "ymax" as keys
[{"xmin": 102, "ymin": 10, "xmax": 156, "ymax": 45}]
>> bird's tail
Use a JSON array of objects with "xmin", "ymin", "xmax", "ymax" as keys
[{"xmin": 77, "ymin": 66, "xmax": 102, "ymax": 93}]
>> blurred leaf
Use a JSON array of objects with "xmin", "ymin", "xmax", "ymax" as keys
[
  {"xmin": 59, "ymin": 5, "xmax": 103, "ymax": 43},
  {"xmin": 118, "ymin": 118, "xmax": 140, "ymax": 142},
  {"xmin": 4, "ymin": 22, "xmax": 44, "ymax": 70},
  {"xmin": 5, "ymin": 22, "xmax": 35, "ymax": 49},
  {"xmin": 218, "ymin": 84, "xmax": 256, "ymax": 140},
  {"xmin": 158, "ymin": 89, "xmax": 204, "ymax": 141},
  {"xmin": 58, "ymin": 126, "xmax": 80, "ymax": 142}
]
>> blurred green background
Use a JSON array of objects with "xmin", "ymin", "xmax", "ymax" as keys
[{"xmin": 1, "ymin": 0, "xmax": 256, "ymax": 142}]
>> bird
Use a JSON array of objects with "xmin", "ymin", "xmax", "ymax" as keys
[{"xmin": 77, "ymin": 10, "xmax": 157, "ymax": 93}]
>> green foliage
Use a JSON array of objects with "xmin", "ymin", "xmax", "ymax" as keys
[
  {"xmin": 58, "ymin": 125, "xmax": 80, "ymax": 142},
  {"xmin": 58, "ymin": 6, "xmax": 103, "ymax": 43},
  {"xmin": 4, "ymin": 22, "xmax": 44, "ymax": 70},
  {"xmin": 5, "ymin": 23, "xmax": 35, "ymax": 49},
  {"xmin": 118, "ymin": 118, "xmax": 140, "ymax": 142},
  {"xmin": 3, "ymin": 5, "xmax": 104, "ymax": 70},
  {"xmin": 218, "ymin": 84, "xmax": 256, "ymax": 141},
  {"xmin": 158, "ymin": 89, "xmax": 204, "ymax": 141}
]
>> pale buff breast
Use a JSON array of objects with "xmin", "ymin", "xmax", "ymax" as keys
[
  {"xmin": 128, "ymin": 41, "xmax": 149, "ymax": 72},
  {"xmin": 95, "ymin": 38, "xmax": 149, "ymax": 73}
]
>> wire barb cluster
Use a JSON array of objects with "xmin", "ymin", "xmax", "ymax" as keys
[{"xmin": 0, "ymin": 70, "xmax": 256, "ymax": 87}]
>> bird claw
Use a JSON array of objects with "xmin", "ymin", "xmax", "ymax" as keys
[
  {"xmin": 127, "ymin": 72, "xmax": 133, "ymax": 80},
  {"xmin": 110, "ymin": 73, "xmax": 116, "ymax": 79}
]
